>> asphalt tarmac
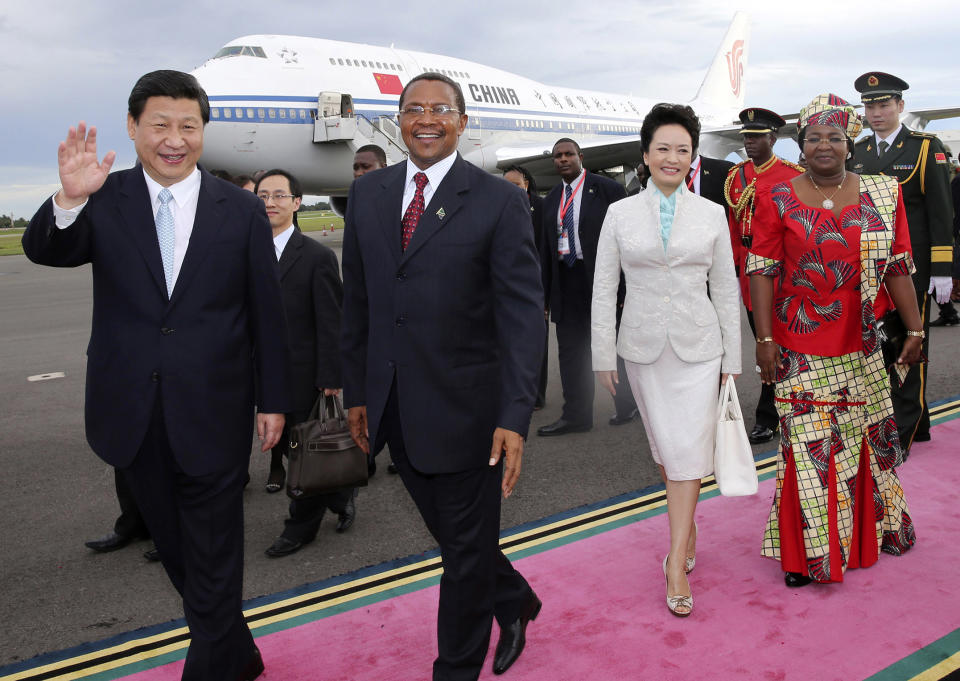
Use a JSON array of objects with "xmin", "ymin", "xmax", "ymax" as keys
[{"xmin": 2, "ymin": 237, "xmax": 958, "ymax": 667}]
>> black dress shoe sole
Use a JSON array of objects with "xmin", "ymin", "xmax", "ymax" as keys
[{"xmin": 536, "ymin": 425, "xmax": 591, "ymax": 437}]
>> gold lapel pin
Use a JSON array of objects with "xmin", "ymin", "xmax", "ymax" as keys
[{"xmin": 436, "ymin": 207, "xmax": 446, "ymax": 219}]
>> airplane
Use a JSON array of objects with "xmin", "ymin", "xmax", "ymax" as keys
[{"xmin": 190, "ymin": 14, "xmax": 960, "ymax": 214}]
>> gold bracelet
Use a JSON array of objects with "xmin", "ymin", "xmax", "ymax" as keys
[
  {"xmin": 756, "ymin": 337, "xmax": 775, "ymax": 343},
  {"xmin": 906, "ymin": 330, "xmax": 925, "ymax": 338}
]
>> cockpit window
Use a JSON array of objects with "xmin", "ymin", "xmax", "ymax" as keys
[{"xmin": 214, "ymin": 45, "xmax": 266, "ymax": 59}]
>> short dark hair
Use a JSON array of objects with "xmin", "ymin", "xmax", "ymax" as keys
[
  {"xmin": 232, "ymin": 174, "xmax": 254, "ymax": 188},
  {"xmin": 553, "ymin": 137, "xmax": 582, "ymax": 154},
  {"xmin": 399, "ymin": 72, "xmax": 466, "ymax": 114},
  {"xmin": 356, "ymin": 144, "xmax": 387, "ymax": 165},
  {"xmin": 640, "ymin": 103, "xmax": 701, "ymax": 158},
  {"xmin": 210, "ymin": 169, "xmax": 234, "ymax": 182},
  {"xmin": 128, "ymin": 70, "xmax": 210, "ymax": 124},
  {"xmin": 503, "ymin": 165, "xmax": 538, "ymax": 194},
  {"xmin": 254, "ymin": 169, "xmax": 302, "ymax": 199}
]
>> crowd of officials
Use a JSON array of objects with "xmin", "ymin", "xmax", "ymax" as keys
[{"xmin": 22, "ymin": 67, "xmax": 959, "ymax": 680}]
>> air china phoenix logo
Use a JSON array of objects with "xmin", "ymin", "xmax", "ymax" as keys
[{"xmin": 725, "ymin": 39, "xmax": 744, "ymax": 97}]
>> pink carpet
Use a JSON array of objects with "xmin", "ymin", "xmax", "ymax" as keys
[{"xmin": 124, "ymin": 418, "xmax": 960, "ymax": 681}]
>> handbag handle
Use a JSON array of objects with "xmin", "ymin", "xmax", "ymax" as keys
[{"xmin": 717, "ymin": 377, "xmax": 743, "ymax": 421}]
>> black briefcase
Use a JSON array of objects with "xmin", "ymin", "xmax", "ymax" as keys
[{"xmin": 286, "ymin": 394, "xmax": 368, "ymax": 498}]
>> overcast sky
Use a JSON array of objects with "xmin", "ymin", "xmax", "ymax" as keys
[{"xmin": 2, "ymin": 0, "xmax": 959, "ymax": 217}]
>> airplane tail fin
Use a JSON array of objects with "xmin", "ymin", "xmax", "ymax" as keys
[{"xmin": 690, "ymin": 12, "xmax": 751, "ymax": 126}]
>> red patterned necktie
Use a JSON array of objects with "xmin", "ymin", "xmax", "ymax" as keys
[{"xmin": 401, "ymin": 172, "xmax": 428, "ymax": 251}]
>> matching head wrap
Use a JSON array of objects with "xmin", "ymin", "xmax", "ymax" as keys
[{"xmin": 797, "ymin": 93, "xmax": 863, "ymax": 140}]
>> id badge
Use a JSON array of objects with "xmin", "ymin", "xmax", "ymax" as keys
[{"xmin": 558, "ymin": 234, "xmax": 570, "ymax": 255}]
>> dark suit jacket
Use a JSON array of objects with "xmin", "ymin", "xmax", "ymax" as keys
[
  {"xmin": 541, "ymin": 171, "xmax": 626, "ymax": 322},
  {"xmin": 23, "ymin": 167, "xmax": 290, "ymax": 476},
  {"xmin": 278, "ymin": 228, "xmax": 343, "ymax": 413},
  {"xmin": 699, "ymin": 156, "xmax": 735, "ymax": 215},
  {"xmin": 340, "ymin": 155, "xmax": 544, "ymax": 474}
]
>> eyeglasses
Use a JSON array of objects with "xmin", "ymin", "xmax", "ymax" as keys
[
  {"xmin": 398, "ymin": 104, "xmax": 461, "ymax": 118},
  {"xmin": 804, "ymin": 135, "xmax": 848, "ymax": 146},
  {"xmin": 257, "ymin": 192, "xmax": 297, "ymax": 202}
]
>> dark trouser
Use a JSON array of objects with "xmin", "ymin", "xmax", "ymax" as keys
[
  {"xmin": 273, "ymin": 407, "xmax": 354, "ymax": 543},
  {"xmin": 379, "ymin": 383, "xmax": 532, "ymax": 681},
  {"xmin": 112, "ymin": 468, "xmax": 150, "ymax": 539},
  {"xmin": 555, "ymin": 260, "xmax": 594, "ymax": 427},
  {"xmin": 745, "ymin": 310, "xmax": 779, "ymax": 429},
  {"xmin": 935, "ymin": 300, "xmax": 959, "ymax": 320},
  {"xmin": 892, "ymin": 288, "xmax": 931, "ymax": 448},
  {"xmin": 121, "ymin": 399, "xmax": 257, "ymax": 681},
  {"xmin": 535, "ymin": 318, "xmax": 548, "ymax": 407}
]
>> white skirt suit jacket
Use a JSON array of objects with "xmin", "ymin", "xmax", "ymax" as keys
[{"xmin": 591, "ymin": 186, "xmax": 741, "ymax": 478}]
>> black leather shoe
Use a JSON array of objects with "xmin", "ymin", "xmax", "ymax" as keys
[
  {"xmin": 238, "ymin": 647, "xmax": 264, "ymax": 681},
  {"xmin": 913, "ymin": 431, "xmax": 931, "ymax": 443},
  {"xmin": 493, "ymin": 592, "xmax": 541, "ymax": 675},
  {"xmin": 265, "ymin": 536, "xmax": 305, "ymax": 558},
  {"xmin": 143, "ymin": 547, "xmax": 161, "ymax": 562},
  {"xmin": 749, "ymin": 424, "xmax": 777, "ymax": 444},
  {"xmin": 608, "ymin": 408, "xmax": 639, "ymax": 426},
  {"xmin": 367, "ymin": 454, "xmax": 377, "ymax": 477},
  {"xmin": 336, "ymin": 492, "xmax": 357, "ymax": 533},
  {"xmin": 387, "ymin": 462, "xmax": 399, "ymax": 474},
  {"xmin": 930, "ymin": 315, "xmax": 960, "ymax": 327},
  {"xmin": 784, "ymin": 572, "xmax": 811, "ymax": 588},
  {"xmin": 537, "ymin": 419, "xmax": 591, "ymax": 437},
  {"xmin": 84, "ymin": 532, "xmax": 142, "ymax": 553}
]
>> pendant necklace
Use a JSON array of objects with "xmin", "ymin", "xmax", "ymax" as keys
[{"xmin": 808, "ymin": 171, "xmax": 846, "ymax": 210}]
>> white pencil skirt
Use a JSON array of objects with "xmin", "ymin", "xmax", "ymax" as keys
[{"xmin": 623, "ymin": 344, "xmax": 721, "ymax": 481}]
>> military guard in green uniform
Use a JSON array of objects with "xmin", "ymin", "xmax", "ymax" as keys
[{"xmin": 852, "ymin": 71, "xmax": 955, "ymax": 452}]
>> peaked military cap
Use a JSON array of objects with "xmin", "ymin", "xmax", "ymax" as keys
[
  {"xmin": 738, "ymin": 107, "xmax": 786, "ymax": 134},
  {"xmin": 854, "ymin": 72, "xmax": 909, "ymax": 103}
]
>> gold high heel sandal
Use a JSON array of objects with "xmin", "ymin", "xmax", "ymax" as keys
[{"xmin": 662, "ymin": 556, "xmax": 693, "ymax": 617}]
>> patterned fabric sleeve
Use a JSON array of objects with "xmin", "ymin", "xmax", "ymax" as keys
[
  {"xmin": 745, "ymin": 185, "xmax": 784, "ymax": 276},
  {"xmin": 885, "ymin": 188, "xmax": 916, "ymax": 277}
]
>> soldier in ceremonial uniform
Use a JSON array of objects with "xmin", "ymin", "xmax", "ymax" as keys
[
  {"xmin": 852, "ymin": 72, "xmax": 955, "ymax": 451},
  {"xmin": 724, "ymin": 107, "xmax": 805, "ymax": 444}
]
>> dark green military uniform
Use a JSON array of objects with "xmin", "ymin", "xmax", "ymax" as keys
[{"xmin": 852, "ymin": 123, "xmax": 954, "ymax": 451}]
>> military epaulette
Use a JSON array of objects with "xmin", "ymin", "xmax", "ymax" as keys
[
  {"xmin": 855, "ymin": 136, "xmax": 871, "ymax": 145},
  {"xmin": 727, "ymin": 160, "xmax": 748, "ymax": 174},
  {"xmin": 780, "ymin": 158, "xmax": 806, "ymax": 173},
  {"xmin": 908, "ymin": 130, "xmax": 936, "ymax": 139}
]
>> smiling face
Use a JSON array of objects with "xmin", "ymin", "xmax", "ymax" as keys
[
  {"xmin": 802, "ymin": 124, "xmax": 848, "ymax": 176},
  {"xmin": 642, "ymin": 123, "xmax": 693, "ymax": 194},
  {"xmin": 127, "ymin": 96, "xmax": 204, "ymax": 187},
  {"xmin": 398, "ymin": 79, "xmax": 467, "ymax": 170},
  {"xmin": 864, "ymin": 97, "xmax": 904, "ymax": 137}
]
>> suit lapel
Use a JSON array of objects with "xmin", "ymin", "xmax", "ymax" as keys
[
  {"xmin": 879, "ymin": 127, "xmax": 911, "ymax": 169},
  {"xmin": 278, "ymin": 228, "xmax": 303, "ymax": 280},
  {"xmin": 170, "ymin": 169, "xmax": 224, "ymax": 307},
  {"xmin": 375, "ymin": 165, "xmax": 405, "ymax": 265},
  {"xmin": 117, "ymin": 169, "xmax": 167, "ymax": 297},
  {"xmin": 400, "ymin": 156, "xmax": 467, "ymax": 263}
]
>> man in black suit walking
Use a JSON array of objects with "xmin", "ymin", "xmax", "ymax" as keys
[
  {"xmin": 341, "ymin": 73, "xmax": 544, "ymax": 680},
  {"xmin": 537, "ymin": 139, "xmax": 631, "ymax": 436},
  {"xmin": 256, "ymin": 169, "xmax": 357, "ymax": 558},
  {"xmin": 22, "ymin": 70, "xmax": 288, "ymax": 681}
]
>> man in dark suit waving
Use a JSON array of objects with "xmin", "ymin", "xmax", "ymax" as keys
[
  {"xmin": 341, "ymin": 73, "xmax": 544, "ymax": 680},
  {"xmin": 22, "ymin": 71, "xmax": 289, "ymax": 681},
  {"xmin": 538, "ymin": 139, "xmax": 630, "ymax": 436}
]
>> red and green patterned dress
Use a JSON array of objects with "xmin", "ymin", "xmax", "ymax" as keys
[{"xmin": 746, "ymin": 175, "xmax": 916, "ymax": 583}]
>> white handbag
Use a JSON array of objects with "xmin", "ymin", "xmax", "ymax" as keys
[{"xmin": 713, "ymin": 377, "xmax": 759, "ymax": 496}]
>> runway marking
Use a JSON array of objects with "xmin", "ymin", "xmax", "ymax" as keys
[
  {"xmin": 27, "ymin": 372, "xmax": 65, "ymax": 382},
  {"xmin": 3, "ymin": 396, "xmax": 958, "ymax": 681}
]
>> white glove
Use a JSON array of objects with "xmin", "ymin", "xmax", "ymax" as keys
[{"xmin": 928, "ymin": 276, "xmax": 953, "ymax": 304}]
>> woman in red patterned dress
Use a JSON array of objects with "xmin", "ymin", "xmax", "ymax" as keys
[{"xmin": 747, "ymin": 94, "xmax": 924, "ymax": 587}]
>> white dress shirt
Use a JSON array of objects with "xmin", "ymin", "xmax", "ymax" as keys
[
  {"xmin": 273, "ymin": 224, "xmax": 295, "ymax": 261},
  {"xmin": 401, "ymin": 152, "xmax": 457, "ymax": 218},
  {"xmin": 556, "ymin": 168, "xmax": 586, "ymax": 260},
  {"xmin": 52, "ymin": 167, "xmax": 202, "ymax": 291}
]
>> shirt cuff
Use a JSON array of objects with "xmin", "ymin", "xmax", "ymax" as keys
[{"xmin": 51, "ymin": 192, "xmax": 87, "ymax": 229}]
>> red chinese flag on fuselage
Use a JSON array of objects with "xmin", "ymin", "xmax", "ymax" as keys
[{"xmin": 374, "ymin": 73, "xmax": 403, "ymax": 95}]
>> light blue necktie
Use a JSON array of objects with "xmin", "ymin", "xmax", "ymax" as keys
[
  {"xmin": 155, "ymin": 188, "xmax": 175, "ymax": 296},
  {"xmin": 562, "ymin": 184, "xmax": 578, "ymax": 267}
]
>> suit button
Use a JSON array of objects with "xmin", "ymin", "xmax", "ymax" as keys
[
  {"xmin": 160, "ymin": 327, "xmax": 175, "ymax": 335},
  {"xmin": 395, "ymin": 316, "xmax": 405, "ymax": 326},
  {"xmin": 151, "ymin": 371, "xmax": 160, "ymax": 383},
  {"xmin": 388, "ymin": 360, "xmax": 395, "ymax": 368},
  {"xmin": 663, "ymin": 296, "xmax": 670, "ymax": 303},
  {"xmin": 396, "ymin": 271, "xmax": 406, "ymax": 281}
]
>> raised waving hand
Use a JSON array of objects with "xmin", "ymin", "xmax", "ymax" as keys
[{"xmin": 56, "ymin": 122, "xmax": 116, "ymax": 209}]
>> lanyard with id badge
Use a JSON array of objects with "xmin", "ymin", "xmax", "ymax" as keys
[{"xmin": 557, "ymin": 173, "xmax": 586, "ymax": 256}]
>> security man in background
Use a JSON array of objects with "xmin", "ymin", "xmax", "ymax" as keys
[
  {"xmin": 852, "ymin": 72, "xmax": 955, "ymax": 452},
  {"xmin": 724, "ymin": 107, "xmax": 804, "ymax": 444}
]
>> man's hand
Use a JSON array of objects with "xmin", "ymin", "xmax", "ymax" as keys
[
  {"xmin": 928, "ymin": 276, "xmax": 953, "ymax": 305},
  {"xmin": 56, "ymin": 122, "xmax": 115, "ymax": 209},
  {"xmin": 257, "ymin": 413, "xmax": 285, "ymax": 452},
  {"xmin": 348, "ymin": 406, "xmax": 370, "ymax": 454},
  {"xmin": 490, "ymin": 427, "xmax": 524, "ymax": 499},
  {"xmin": 596, "ymin": 370, "xmax": 618, "ymax": 397}
]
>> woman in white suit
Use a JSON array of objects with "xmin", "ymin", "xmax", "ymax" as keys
[{"xmin": 591, "ymin": 104, "xmax": 741, "ymax": 617}]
